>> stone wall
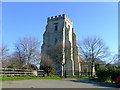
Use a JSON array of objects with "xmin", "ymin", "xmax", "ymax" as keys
[{"xmin": 41, "ymin": 14, "xmax": 79, "ymax": 76}]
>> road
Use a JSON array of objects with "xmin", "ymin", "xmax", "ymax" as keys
[{"xmin": 2, "ymin": 78, "xmax": 117, "ymax": 88}]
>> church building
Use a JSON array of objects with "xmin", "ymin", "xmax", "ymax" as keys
[{"xmin": 41, "ymin": 14, "xmax": 81, "ymax": 76}]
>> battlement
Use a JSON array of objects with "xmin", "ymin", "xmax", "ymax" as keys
[{"xmin": 47, "ymin": 14, "xmax": 72, "ymax": 23}]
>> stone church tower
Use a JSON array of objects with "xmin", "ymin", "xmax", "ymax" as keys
[{"xmin": 41, "ymin": 14, "xmax": 80, "ymax": 76}]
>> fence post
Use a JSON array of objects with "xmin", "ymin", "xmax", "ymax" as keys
[
  {"xmin": 32, "ymin": 70, "xmax": 38, "ymax": 76},
  {"xmin": 14, "ymin": 68, "xmax": 15, "ymax": 76},
  {"xmin": 60, "ymin": 70, "xmax": 62, "ymax": 77},
  {"xmin": 65, "ymin": 70, "xmax": 67, "ymax": 78},
  {"xmin": 78, "ymin": 70, "xmax": 79, "ymax": 78}
]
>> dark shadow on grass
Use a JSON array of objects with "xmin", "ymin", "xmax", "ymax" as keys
[{"xmin": 69, "ymin": 79, "xmax": 120, "ymax": 88}]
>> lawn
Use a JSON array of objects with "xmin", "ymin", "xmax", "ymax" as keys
[
  {"xmin": 1, "ymin": 75, "xmax": 116, "ymax": 84},
  {"xmin": 0, "ymin": 75, "xmax": 90, "ymax": 81},
  {"xmin": 0, "ymin": 75, "xmax": 63, "ymax": 81}
]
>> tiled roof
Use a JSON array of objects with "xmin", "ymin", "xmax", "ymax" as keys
[{"xmin": 78, "ymin": 56, "xmax": 86, "ymax": 63}]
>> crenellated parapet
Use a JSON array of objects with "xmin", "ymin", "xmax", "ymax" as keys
[{"xmin": 47, "ymin": 14, "xmax": 72, "ymax": 24}]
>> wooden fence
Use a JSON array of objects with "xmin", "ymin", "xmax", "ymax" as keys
[{"xmin": 0, "ymin": 68, "xmax": 44, "ymax": 76}]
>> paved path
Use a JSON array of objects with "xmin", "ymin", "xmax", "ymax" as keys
[{"xmin": 2, "ymin": 78, "xmax": 118, "ymax": 88}]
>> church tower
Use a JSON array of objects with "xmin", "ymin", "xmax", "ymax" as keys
[{"xmin": 41, "ymin": 14, "xmax": 80, "ymax": 76}]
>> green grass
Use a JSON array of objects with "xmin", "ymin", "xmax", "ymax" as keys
[
  {"xmin": 65, "ymin": 75, "xmax": 90, "ymax": 80},
  {"xmin": 78, "ymin": 75, "xmax": 90, "ymax": 79},
  {"xmin": 0, "ymin": 75, "xmax": 90, "ymax": 81},
  {"xmin": 0, "ymin": 75, "xmax": 63, "ymax": 81},
  {"xmin": 65, "ymin": 75, "xmax": 79, "ymax": 78},
  {"xmin": 2, "ymin": 75, "xmax": 115, "ymax": 84}
]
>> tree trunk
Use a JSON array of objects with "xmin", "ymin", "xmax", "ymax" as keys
[{"xmin": 91, "ymin": 61, "xmax": 94, "ymax": 77}]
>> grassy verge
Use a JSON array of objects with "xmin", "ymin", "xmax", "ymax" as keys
[
  {"xmin": 78, "ymin": 75, "xmax": 90, "ymax": 79},
  {"xmin": 65, "ymin": 75, "xmax": 90, "ymax": 80},
  {"xmin": 0, "ymin": 75, "xmax": 91, "ymax": 81},
  {"xmin": 0, "ymin": 75, "xmax": 63, "ymax": 81}
]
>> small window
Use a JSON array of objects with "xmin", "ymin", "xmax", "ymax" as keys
[
  {"xmin": 55, "ymin": 25, "xmax": 58, "ymax": 31},
  {"xmin": 68, "ymin": 25, "xmax": 70, "ymax": 30},
  {"xmin": 48, "ymin": 45, "xmax": 50, "ymax": 48},
  {"xmin": 55, "ymin": 38, "xmax": 57, "ymax": 44},
  {"xmin": 65, "ymin": 22, "xmax": 66, "ymax": 26}
]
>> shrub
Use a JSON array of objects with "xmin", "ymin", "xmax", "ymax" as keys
[
  {"xmin": 96, "ymin": 66, "xmax": 120, "ymax": 82},
  {"xmin": 42, "ymin": 65, "xmax": 55, "ymax": 75},
  {"xmin": 41, "ymin": 55, "xmax": 55, "ymax": 76},
  {"xmin": 109, "ymin": 67, "xmax": 120, "ymax": 81},
  {"xmin": 96, "ymin": 67, "xmax": 109, "ymax": 82}
]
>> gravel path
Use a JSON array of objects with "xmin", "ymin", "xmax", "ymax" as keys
[{"xmin": 2, "ymin": 78, "xmax": 117, "ymax": 88}]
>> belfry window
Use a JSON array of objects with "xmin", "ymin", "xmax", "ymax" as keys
[{"xmin": 55, "ymin": 25, "xmax": 58, "ymax": 31}]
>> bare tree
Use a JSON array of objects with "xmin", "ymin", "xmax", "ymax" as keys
[
  {"xmin": 78, "ymin": 37, "xmax": 109, "ymax": 76},
  {"xmin": 11, "ymin": 52, "xmax": 25, "ymax": 69},
  {"xmin": 13, "ymin": 43, "xmax": 26, "ymax": 68},
  {"xmin": 43, "ymin": 42, "xmax": 63, "ymax": 75},
  {"xmin": 30, "ymin": 50, "xmax": 41, "ymax": 66},
  {"xmin": 14, "ymin": 37, "xmax": 41, "ymax": 69},
  {"xmin": 44, "ymin": 42, "xmax": 71, "ymax": 75},
  {"xmin": 118, "ymin": 47, "xmax": 120, "ymax": 67},
  {"xmin": 46, "ymin": 42, "xmax": 63, "ymax": 64},
  {"xmin": 2, "ymin": 44, "xmax": 9, "ymax": 60},
  {"xmin": 6, "ymin": 56, "xmax": 19, "ymax": 68},
  {"xmin": 41, "ymin": 55, "xmax": 55, "ymax": 75},
  {"xmin": 1, "ymin": 44, "xmax": 10, "ymax": 68},
  {"xmin": 106, "ymin": 54, "xmax": 118, "ymax": 67}
]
